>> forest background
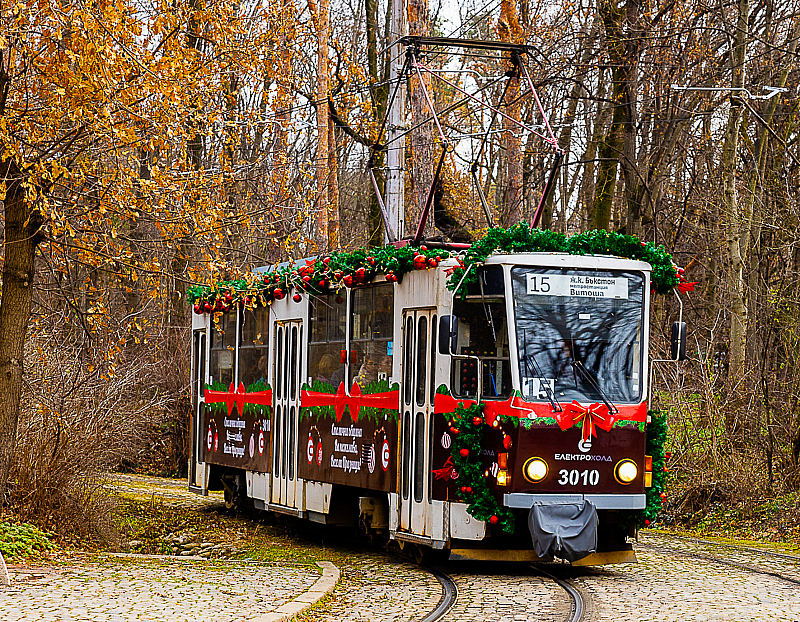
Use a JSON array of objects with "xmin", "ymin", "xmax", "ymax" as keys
[{"xmin": 1, "ymin": 0, "xmax": 799, "ymax": 544}]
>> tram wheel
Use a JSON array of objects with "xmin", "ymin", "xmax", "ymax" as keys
[{"xmin": 413, "ymin": 544, "xmax": 427, "ymax": 565}]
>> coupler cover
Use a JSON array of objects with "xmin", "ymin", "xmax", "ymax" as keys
[{"xmin": 528, "ymin": 500, "xmax": 598, "ymax": 562}]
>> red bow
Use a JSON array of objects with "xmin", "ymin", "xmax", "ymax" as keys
[
  {"xmin": 205, "ymin": 382, "xmax": 272, "ymax": 417},
  {"xmin": 301, "ymin": 382, "xmax": 399, "ymax": 422},
  {"xmin": 432, "ymin": 457, "xmax": 456, "ymax": 480},
  {"xmin": 555, "ymin": 401, "xmax": 617, "ymax": 441}
]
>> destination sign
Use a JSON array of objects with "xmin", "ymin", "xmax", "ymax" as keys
[{"xmin": 526, "ymin": 274, "xmax": 628, "ymax": 299}]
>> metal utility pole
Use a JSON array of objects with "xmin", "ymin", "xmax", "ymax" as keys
[{"xmin": 385, "ymin": 0, "xmax": 407, "ymax": 241}]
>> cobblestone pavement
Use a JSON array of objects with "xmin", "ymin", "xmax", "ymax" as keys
[
  {"xmin": 296, "ymin": 552, "xmax": 441, "ymax": 622},
  {"xmin": 3, "ymin": 556, "xmax": 319, "ymax": 622},
  {"xmin": 570, "ymin": 534, "xmax": 800, "ymax": 622},
  {"xmin": 9, "ymin": 474, "xmax": 800, "ymax": 622}
]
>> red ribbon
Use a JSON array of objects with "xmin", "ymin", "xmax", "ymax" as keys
[
  {"xmin": 300, "ymin": 382, "xmax": 400, "ymax": 422},
  {"xmin": 434, "ymin": 393, "xmax": 647, "ymax": 438},
  {"xmin": 205, "ymin": 382, "xmax": 272, "ymax": 417},
  {"xmin": 432, "ymin": 457, "xmax": 456, "ymax": 480},
  {"xmin": 555, "ymin": 401, "xmax": 616, "ymax": 442}
]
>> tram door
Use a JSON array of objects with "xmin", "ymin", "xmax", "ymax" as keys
[
  {"xmin": 400, "ymin": 309, "xmax": 436, "ymax": 534},
  {"xmin": 190, "ymin": 329, "xmax": 207, "ymax": 489},
  {"xmin": 271, "ymin": 320, "xmax": 302, "ymax": 508}
]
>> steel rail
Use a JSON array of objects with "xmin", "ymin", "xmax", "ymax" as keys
[
  {"xmin": 640, "ymin": 542, "xmax": 800, "ymax": 587},
  {"xmin": 533, "ymin": 566, "xmax": 585, "ymax": 622},
  {"xmin": 650, "ymin": 532, "xmax": 800, "ymax": 562},
  {"xmin": 418, "ymin": 566, "xmax": 457, "ymax": 622}
]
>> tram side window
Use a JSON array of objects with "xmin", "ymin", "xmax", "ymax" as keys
[
  {"xmin": 308, "ymin": 292, "xmax": 347, "ymax": 389},
  {"xmin": 209, "ymin": 312, "xmax": 237, "ymax": 387},
  {"xmin": 450, "ymin": 297, "xmax": 511, "ymax": 398},
  {"xmin": 350, "ymin": 284, "xmax": 394, "ymax": 388},
  {"xmin": 239, "ymin": 306, "xmax": 270, "ymax": 387}
]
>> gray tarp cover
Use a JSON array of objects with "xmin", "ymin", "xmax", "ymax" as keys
[{"xmin": 528, "ymin": 500, "xmax": 598, "ymax": 562}]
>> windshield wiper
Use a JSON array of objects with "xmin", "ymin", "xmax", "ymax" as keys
[
  {"xmin": 570, "ymin": 359, "xmax": 619, "ymax": 415},
  {"xmin": 521, "ymin": 330, "xmax": 561, "ymax": 413}
]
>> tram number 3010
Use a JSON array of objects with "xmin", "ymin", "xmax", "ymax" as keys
[{"xmin": 557, "ymin": 469, "xmax": 600, "ymax": 486}]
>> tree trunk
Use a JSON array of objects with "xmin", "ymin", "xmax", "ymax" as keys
[
  {"xmin": 327, "ymin": 121, "xmax": 339, "ymax": 248},
  {"xmin": 0, "ymin": 158, "xmax": 44, "ymax": 503},
  {"xmin": 722, "ymin": 0, "xmax": 749, "ymax": 394},
  {"xmin": 310, "ymin": 0, "xmax": 331, "ymax": 248},
  {"xmin": 366, "ymin": 0, "xmax": 389, "ymax": 246}
]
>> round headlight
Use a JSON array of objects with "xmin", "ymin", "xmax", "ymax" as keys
[
  {"xmin": 523, "ymin": 457, "xmax": 548, "ymax": 483},
  {"xmin": 615, "ymin": 459, "xmax": 638, "ymax": 485}
]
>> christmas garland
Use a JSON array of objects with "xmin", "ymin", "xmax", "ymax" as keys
[
  {"xmin": 188, "ymin": 245, "xmax": 450, "ymax": 313},
  {"xmin": 447, "ymin": 403, "xmax": 515, "ymax": 533},
  {"xmin": 641, "ymin": 410, "xmax": 669, "ymax": 527},
  {"xmin": 445, "ymin": 224, "xmax": 686, "ymax": 296},
  {"xmin": 188, "ymin": 224, "xmax": 695, "ymax": 313}
]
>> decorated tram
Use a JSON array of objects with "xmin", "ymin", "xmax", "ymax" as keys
[{"xmin": 187, "ymin": 225, "xmax": 687, "ymax": 565}]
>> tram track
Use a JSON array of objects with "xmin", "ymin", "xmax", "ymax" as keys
[
  {"xmin": 647, "ymin": 531, "xmax": 800, "ymax": 562},
  {"xmin": 533, "ymin": 566, "xmax": 586, "ymax": 622},
  {"xmin": 418, "ymin": 566, "xmax": 458, "ymax": 622},
  {"xmin": 638, "ymin": 540, "xmax": 800, "ymax": 586}
]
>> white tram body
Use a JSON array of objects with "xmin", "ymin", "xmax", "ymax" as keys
[{"xmin": 189, "ymin": 251, "xmax": 654, "ymax": 564}]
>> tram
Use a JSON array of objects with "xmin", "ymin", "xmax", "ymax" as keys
[{"xmin": 187, "ymin": 227, "xmax": 683, "ymax": 565}]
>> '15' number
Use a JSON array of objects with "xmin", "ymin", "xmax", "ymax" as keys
[
  {"xmin": 558, "ymin": 469, "xmax": 599, "ymax": 486},
  {"xmin": 528, "ymin": 275, "xmax": 551, "ymax": 293}
]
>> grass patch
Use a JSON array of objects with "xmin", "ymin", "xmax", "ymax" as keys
[{"xmin": 0, "ymin": 521, "xmax": 57, "ymax": 560}]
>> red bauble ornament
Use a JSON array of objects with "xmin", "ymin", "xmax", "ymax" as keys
[
  {"xmin": 427, "ymin": 258, "xmax": 439, "ymax": 268},
  {"xmin": 367, "ymin": 256, "xmax": 375, "ymax": 265},
  {"xmin": 355, "ymin": 267, "xmax": 366, "ymax": 280},
  {"xmin": 644, "ymin": 519, "xmax": 651, "ymax": 526},
  {"xmin": 293, "ymin": 293, "xmax": 302, "ymax": 302},
  {"xmin": 193, "ymin": 303, "xmax": 201, "ymax": 314},
  {"xmin": 334, "ymin": 270, "xmax": 343, "ymax": 280},
  {"xmin": 459, "ymin": 448, "xmax": 470, "ymax": 458},
  {"xmin": 225, "ymin": 293, "xmax": 233, "ymax": 304},
  {"xmin": 449, "ymin": 427, "xmax": 460, "ymax": 435},
  {"xmin": 460, "ymin": 486, "xmax": 467, "ymax": 494},
  {"xmin": 302, "ymin": 275, "xmax": 311, "ymax": 283},
  {"xmin": 489, "ymin": 515, "xmax": 499, "ymax": 525},
  {"xmin": 336, "ymin": 295, "xmax": 345, "ymax": 304},
  {"xmin": 472, "ymin": 416, "xmax": 483, "ymax": 427},
  {"xmin": 413, "ymin": 255, "xmax": 427, "ymax": 270},
  {"xmin": 323, "ymin": 257, "xmax": 331, "ymax": 265},
  {"xmin": 343, "ymin": 275, "xmax": 354, "ymax": 287},
  {"xmin": 420, "ymin": 245, "xmax": 427, "ymax": 251},
  {"xmin": 273, "ymin": 288, "xmax": 284, "ymax": 300},
  {"xmin": 503, "ymin": 435, "xmax": 513, "ymax": 450},
  {"xmin": 203, "ymin": 302, "xmax": 212, "ymax": 312},
  {"xmin": 319, "ymin": 280, "xmax": 327, "ymax": 288},
  {"xmin": 465, "ymin": 486, "xmax": 472, "ymax": 494}
]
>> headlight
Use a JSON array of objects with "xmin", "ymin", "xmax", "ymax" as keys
[
  {"xmin": 496, "ymin": 469, "xmax": 510, "ymax": 486},
  {"xmin": 523, "ymin": 457, "xmax": 548, "ymax": 483},
  {"xmin": 615, "ymin": 459, "xmax": 638, "ymax": 484}
]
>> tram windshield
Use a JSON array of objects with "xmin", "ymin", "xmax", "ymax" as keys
[{"xmin": 511, "ymin": 267, "xmax": 645, "ymax": 405}]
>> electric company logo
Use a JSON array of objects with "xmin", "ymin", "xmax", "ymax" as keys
[{"xmin": 554, "ymin": 453, "xmax": 613, "ymax": 462}]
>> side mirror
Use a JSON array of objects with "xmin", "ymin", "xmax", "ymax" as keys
[
  {"xmin": 671, "ymin": 322, "xmax": 687, "ymax": 361},
  {"xmin": 439, "ymin": 315, "xmax": 456, "ymax": 355}
]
